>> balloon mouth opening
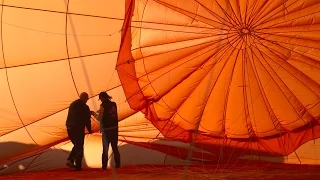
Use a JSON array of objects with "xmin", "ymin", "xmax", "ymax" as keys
[{"xmin": 241, "ymin": 28, "xmax": 250, "ymax": 34}]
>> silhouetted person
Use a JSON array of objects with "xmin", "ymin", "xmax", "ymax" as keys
[
  {"xmin": 94, "ymin": 92, "xmax": 120, "ymax": 170},
  {"xmin": 65, "ymin": 92, "xmax": 93, "ymax": 171}
]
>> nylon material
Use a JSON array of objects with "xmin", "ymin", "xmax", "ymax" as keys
[
  {"xmin": 7, "ymin": 61, "xmax": 78, "ymax": 123},
  {"xmin": 136, "ymin": 41, "xmax": 226, "ymax": 97},
  {"xmin": 264, "ymin": 13, "xmax": 320, "ymax": 34},
  {"xmin": 149, "ymin": 116, "xmax": 191, "ymax": 141},
  {"xmin": 0, "ymin": 155, "xmax": 36, "ymax": 175},
  {"xmin": 199, "ymin": 56, "xmax": 237, "ymax": 134},
  {"xmin": 137, "ymin": 35, "xmax": 221, "ymax": 60},
  {"xmin": 0, "ymin": 128, "xmax": 38, "ymax": 160},
  {"xmin": 289, "ymin": 49, "xmax": 320, "ymax": 67},
  {"xmin": 187, "ymin": 0, "xmax": 232, "ymax": 25},
  {"xmin": 23, "ymin": 110, "xmax": 73, "ymax": 146},
  {"xmin": 258, "ymin": 39, "xmax": 320, "ymax": 64},
  {"xmin": 144, "ymin": 0, "xmax": 199, "ymax": 25},
  {"xmin": 257, "ymin": 3, "xmax": 320, "ymax": 29},
  {"xmin": 267, "ymin": 23, "xmax": 320, "ymax": 32},
  {"xmin": 280, "ymin": 44, "xmax": 320, "ymax": 64},
  {"xmin": 137, "ymin": 44, "xmax": 220, "ymax": 100},
  {"xmin": 245, "ymin": 52, "xmax": 285, "ymax": 136},
  {"xmin": 69, "ymin": 53, "xmax": 120, "ymax": 95},
  {"xmin": 3, "ymin": 0, "xmax": 67, "ymax": 12},
  {"xmin": 115, "ymin": 101, "xmax": 138, "ymax": 121},
  {"xmin": 287, "ymin": 59, "xmax": 320, "ymax": 85},
  {"xmin": 118, "ymin": 120, "xmax": 165, "ymax": 140},
  {"xmin": 250, "ymin": 47, "xmax": 307, "ymax": 129},
  {"xmin": 154, "ymin": 0, "xmax": 232, "ymax": 28},
  {"xmin": 119, "ymin": 0, "xmax": 320, "ymax": 159},
  {"xmin": 68, "ymin": 0, "xmax": 125, "ymax": 18},
  {"xmin": 176, "ymin": 49, "xmax": 235, "ymax": 133},
  {"xmin": 266, "ymin": 27, "xmax": 320, "ymax": 41},
  {"xmin": 133, "ymin": 42, "xmax": 212, "ymax": 78},
  {"xmin": 152, "ymin": 60, "xmax": 214, "ymax": 121},
  {"xmin": 225, "ymin": 51, "xmax": 253, "ymax": 138},
  {"xmin": 130, "ymin": 26, "xmax": 142, "ymax": 50},
  {"xmin": 152, "ymin": 100, "xmax": 178, "ymax": 121},
  {"xmin": 118, "ymin": 133, "xmax": 161, "ymax": 142},
  {"xmin": 293, "ymin": 140, "xmax": 320, "ymax": 160},
  {"xmin": 221, "ymin": 1, "xmax": 243, "ymax": 26},
  {"xmin": 131, "ymin": 0, "xmax": 148, "ymax": 21},
  {"xmin": 2, "ymin": 7, "xmax": 66, "ymax": 67},
  {"xmin": 119, "ymin": 129, "xmax": 161, "ymax": 140},
  {"xmin": 242, "ymin": 0, "xmax": 270, "ymax": 25},
  {"xmin": 129, "ymin": 0, "xmax": 146, "ymax": 51},
  {"xmin": 280, "ymin": 0, "xmax": 319, "ymax": 14},
  {"xmin": 259, "ymin": 32, "xmax": 319, "ymax": 50},
  {"xmin": 172, "ymin": 48, "xmax": 235, "ymax": 133},
  {"xmin": 131, "ymin": 15, "xmax": 214, "ymax": 30},
  {"xmin": 266, "ymin": 60, "xmax": 320, "ymax": 119},
  {"xmin": 66, "ymin": 16, "xmax": 123, "ymax": 58},
  {"xmin": 119, "ymin": 121, "xmax": 158, "ymax": 133},
  {"xmin": 251, "ymin": 0, "xmax": 295, "ymax": 27},
  {"xmin": 132, "ymin": 37, "xmax": 224, "ymax": 72},
  {"xmin": 235, "ymin": 0, "xmax": 257, "ymax": 21},
  {"xmin": 117, "ymin": 112, "xmax": 146, "ymax": 127},
  {"xmin": 0, "ymin": 71, "xmax": 22, "ymax": 135},
  {"xmin": 116, "ymin": 3, "xmax": 146, "ymax": 111},
  {"xmin": 0, "ymin": 7, "xmax": 3, "ymax": 69},
  {"xmin": 24, "ymin": 149, "xmax": 71, "ymax": 173},
  {"xmin": 133, "ymin": 40, "xmax": 220, "ymax": 78},
  {"xmin": 226, "ymin": 0, "xmax": 242, "ymax": 23},
  {"xmin": 255, "ymin": 44, "xmax": 318, "ymax": 120},
  {"xmin": 131, "ymin": 22, "xmax": 223, "ymax": 51}
]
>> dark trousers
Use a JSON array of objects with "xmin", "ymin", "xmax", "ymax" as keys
[
  {"xmin": 67, "ymin": 128, "xmax": 85, "ymax": 169},
  {"xmin": 102, "ymin": 129, "xmax": 120, "ymax": 168}
]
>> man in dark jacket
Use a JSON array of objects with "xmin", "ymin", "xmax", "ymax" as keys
[
  {"xmin": 65, "ymin": 92, "xmax": 93, "ymax": 171},
  {"xmin": 94, "ymin": 92, "xmax": 120, "ymax": 170}
]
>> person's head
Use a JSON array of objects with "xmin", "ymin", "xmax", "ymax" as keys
[
  {"xmin": 79, "ymin": 92, "xmax": 89, "ymax": 103},
  {"xmin": 98, "ymin": 92, "xmax": 112, "ymax": 102}
]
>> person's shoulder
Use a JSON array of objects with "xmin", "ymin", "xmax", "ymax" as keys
[{"xmin": 69, "ymin": 99, "xmax": 78, "ymax": 106}]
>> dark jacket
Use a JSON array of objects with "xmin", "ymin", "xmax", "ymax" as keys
[
  {"xmin": 66, "ymin": 99, "xmax": 91, "ymax": 131},
  {"xmin": 101, "ymin": 101, "xmax": 118, "ymax": 132}
]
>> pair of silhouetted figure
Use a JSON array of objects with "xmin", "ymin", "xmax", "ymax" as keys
[{"xmin": 65, "ymin": 92, "xmax": 120, "ymax": 171}]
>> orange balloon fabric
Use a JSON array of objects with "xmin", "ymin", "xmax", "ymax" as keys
[{"xmin": 117, "ymin": 0, "xmax": 320, "ymax": 158}]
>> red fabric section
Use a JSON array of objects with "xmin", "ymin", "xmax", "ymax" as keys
[
  {"xmin": 2, "ymin": 164, "xmax": 320, "ymax": 180},
  {"xmin": 116, "ymin": 0, "xmax": 146, "ymax": 110},
  {"xmin": 116, "ymin": 0, "xmax": 320, "ymax": 157}
]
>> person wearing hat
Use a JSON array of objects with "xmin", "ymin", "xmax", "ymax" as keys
[
  {"xmin": 65, "ymin": 92, "xmax": 93, "ymax": 171},
  {"xmin": 94, "ymin": 92, "xmax": 121, "ymax": 170}
]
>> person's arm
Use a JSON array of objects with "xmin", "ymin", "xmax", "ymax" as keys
[
  {"xmin": 96, "ymin": 105, "xmax": 104, "ymax": 122},
  {"xmin": 85, "ymin": 106, "xmax": 92, "ymax": 134}
]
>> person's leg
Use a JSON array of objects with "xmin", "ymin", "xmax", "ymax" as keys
[
  {"xmin": 102, "ymin": 132, "xmax": 110, "ymax": 169},
  {"xmin": 66, "ymin": 128, "xmax": 76, "ymax": 168},
  {"xmin": 74, "ymin": 130, "xmax": 85, "ymax": 171},
  {"xmin": 110, "ymin": 131, "xmax": 120, "ymax": 168}
]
